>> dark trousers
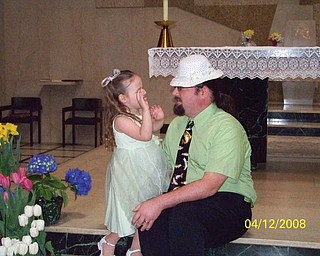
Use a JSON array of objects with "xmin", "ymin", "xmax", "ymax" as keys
[{"xmin": 139, "ymin": 192, "xmax": 252, "ymax": 256}]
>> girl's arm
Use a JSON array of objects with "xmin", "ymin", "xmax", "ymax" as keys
[{"xmin": 150, "ymin": 105, "xmax": 164, "ymax": 132}]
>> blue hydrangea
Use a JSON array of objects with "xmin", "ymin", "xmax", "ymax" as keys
[
  {"xmin": 65, "ymin": 168, "xmax": 92, "ymax": 196},
  {"xmin": 27, "ymin": 154, "xmax": 57, "ymax": 174}
]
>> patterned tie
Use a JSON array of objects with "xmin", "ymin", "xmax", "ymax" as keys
[{"xmin": 168, "ymin": 120, "xmax": 194, "ymax": 191}]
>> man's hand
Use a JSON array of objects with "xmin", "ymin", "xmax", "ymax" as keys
[
  {"xmin": 132, "ymin": 198, "xmax": 163, "ymax": 231},
  {"xmin": 131, "ymin": 172, "xmax": 228, "ymax": 231}
]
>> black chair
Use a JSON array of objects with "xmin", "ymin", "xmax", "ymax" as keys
[
  {"xmin": 0, "ymin": 97, "xmax": 42, "ymax": 146},
  {"xmin": 62, "ymin": 98, "xmax": 103, "ymax": 147}
]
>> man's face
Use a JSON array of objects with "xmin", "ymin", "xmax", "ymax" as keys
[
  {"xmin": 173, "ymin": 96, "xmax": 185, "ymax": 116},
  {"xmin": 171, "ymin": 86, "xmax": 200, "ymax": 117}
]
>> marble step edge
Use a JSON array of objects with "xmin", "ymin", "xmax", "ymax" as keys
[
  {"xmin": 47, "ymin": 225, "xmax": 320, "ymax": 250},
  {"xmin": 267, "ymin": 112, "xmax": 320, "ymax": 122},
  {"xmin": 235, "ymin": 237, "xmax": 320, "ymax": 250},
  {"xmin": 267, "ymin": 120, "xmax": 320, "ymax": 128},
  {"xmin": 268, "ymin": 103, "xmax": 320, "ymax": 114}
]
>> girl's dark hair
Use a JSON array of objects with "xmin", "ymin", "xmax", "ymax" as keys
[
  {"xmin": 215, "ymin": 92, "xmax": 238, "ymax": 118},
  {"xmin": 102, "ymin": 70, "xmax": 141, "ymax": 151},
  {"xmin": 202, "ymin": 79, "xmax": 238, "ymax": 118}
]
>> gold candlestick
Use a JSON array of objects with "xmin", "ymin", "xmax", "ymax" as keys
[{"xmin": 154, "ymin": 20, "xmax": 176, "ymax": 48}]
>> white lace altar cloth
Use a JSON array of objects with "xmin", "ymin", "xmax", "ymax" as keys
[{"xmin": 148, "ymin": 47, "xmax": 320, "ymax": 80}]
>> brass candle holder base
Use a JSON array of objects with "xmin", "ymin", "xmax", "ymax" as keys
[{"xmin": 155, "ymin": 20, "xmax": 176, "ymax": 48}]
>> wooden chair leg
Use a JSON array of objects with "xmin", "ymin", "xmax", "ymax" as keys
[
  {"xmin": 38, "ymin": 120, "xmax": 41, "ymax": 144},
  {"xmin": 72, "ymin": 124, "xmax": 75, "ymax": 145},
  {"xmin": 100, "ymin": 121, "xmax": 103, "ymax": 145},
  {"xmin": 62, "ymin": 121, "xmax": 66, "ymax": 147},
  {"xmin": 94, "ymin": 124, "xmax": 98, "ymax": 147},
  {"xmin": 30, "ymin": 122, "xmax": 34, "ymax": 146}
]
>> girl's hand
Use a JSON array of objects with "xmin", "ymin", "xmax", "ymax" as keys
[
  {"xmin": 136, "ymin": 88, "xmax": 149, "ymax": 111},
  {"xmin": 150, "ymin": 105, "xmax": 164, "ymax": 121}
]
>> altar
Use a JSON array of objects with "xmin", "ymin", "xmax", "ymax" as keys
[{"xmin": 148, "ymin": 47, "xmax": 320, "ymax": 168}]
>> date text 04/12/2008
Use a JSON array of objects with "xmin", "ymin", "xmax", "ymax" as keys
[{"xmin": 245, "ymin": 218, "xmax": 307, "ymax": 230}]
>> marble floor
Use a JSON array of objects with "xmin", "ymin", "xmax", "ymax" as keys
[
  {"xmin": 20, "ymin": 135, "xmax": 320, "ymax": 252},
  {"xmin": 19, "ymin": 143, "xmax": 95, "ymax": 166}
]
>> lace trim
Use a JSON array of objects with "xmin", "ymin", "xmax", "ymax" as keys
[{"xmin": 148, "ymin": 47, "xmax": 320, "ymax": 80}]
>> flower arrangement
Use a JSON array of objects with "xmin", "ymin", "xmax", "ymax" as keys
[
  {"xmin": 0, "ymin": 123, "xmax": 20, "ymax": 176},
  {"xmin": 0, "ymin": 204, "xmax": 54, "ymax": 255},
  {"xmin": 241, "ymin": 29, "xmax": 255, "ymax": 46},
  {"xmin": 243, "ymin": 29, "xmax": 254, "ymax": 40},
  {"xmin": 0, "ymin": 123, "xmax": 55, "ymax": 255},
  {"xmin": 1, "ymin": 122, "xmax": 93, "ymax": 254},
  {"xmin": 27, "ymin": 154, "xmax": 92, "ymax": 208},
  {"xmin": 268, "ymin": 32, "xmax": 282, "ymax": 46}
]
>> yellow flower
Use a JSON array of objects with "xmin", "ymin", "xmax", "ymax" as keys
[
  {"xmin": 0, "ymin": 125, "xmax": 8, "ymax": 142},
  {"xmin": 270, "ymin": 32, "xmax": 282, "ymax": 42},
  {"xmin": 243, "ymin": 29, "xmax": 254, "ymax": 39},
  {"xmin": 5, "ymin": 123, "xmax": 19, "ymax": 135},
  {"xmin": 0, "ymin": 123, "xmax": 19, "ymax": 143}
]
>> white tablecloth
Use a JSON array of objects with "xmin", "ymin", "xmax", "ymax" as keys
[{"xmin": 148, "ymin": 47, "xmax": 320, "ymax": 80}]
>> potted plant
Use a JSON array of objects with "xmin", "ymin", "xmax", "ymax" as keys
[
  {"xmin": 27, "ymin": 154, "xmax": 92, "ymax": 225},
  {"xmin": 0, "ymin": 123, "xmax": 55, "ymax": 255},
  {"xmin": 242, "ymin": 29, "xmax": 255, "ymax": 46},
  {"xmin": 268, "ymin": 32, "xmax": 282, "ymax": 46}
]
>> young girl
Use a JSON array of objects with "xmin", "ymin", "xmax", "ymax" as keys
[{"xmin": 98, "ymin": 69, "xmax": 169, "ymax": 256}]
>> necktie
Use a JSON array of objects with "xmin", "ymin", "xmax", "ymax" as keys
[{"xmin": 168, "ymin": 120, "xmax": 194, "ymax": 191}]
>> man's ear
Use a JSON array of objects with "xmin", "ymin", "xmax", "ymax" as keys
[
  {"xmin": 202, "ymin": 86, "xmax": 210, "ymax": 97},
  {"xmin": 203, "ymin": 85, "xmax": 215, "ymax": 101},
  {"xmin": 118, "ymin": 94, "xmax": 127, "ymax": 104}
]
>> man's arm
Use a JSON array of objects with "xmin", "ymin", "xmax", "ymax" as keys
[{"xmin": 132, "ymin": 171, "xmax": 227, "ymax": 231}]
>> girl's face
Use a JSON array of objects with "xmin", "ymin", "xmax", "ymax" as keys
[{"xmin": 120, "ymin": 75, "xmax": 146, "ymax": 114}]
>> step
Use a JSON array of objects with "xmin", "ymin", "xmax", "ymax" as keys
[
  {"xmin": 47, "ymin": 232, "xmax": 320, "ymax": 256},
  {"xmin": 268, "ymin": 113, "xmax": 320, "ymax": 123},
  {"xmin": 267, "ymin": 103, "xmax": 320, "ymax": 136},
  {"xmin": 267, "ymin": 120, "xmax": 320, "ymax": 129},
  {"xmin": 268, "ymin": 103, "xmax": 320, "ymax": 113},
  {"xmin": 267, "ymin": 119, "xmax": 320, "ymax": 136}
]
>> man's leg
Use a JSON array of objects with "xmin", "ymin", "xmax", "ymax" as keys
[
  {"xmin": 169, "ymin": 204, "xmax": 206, "ymax": 256},
  {"xmin": 168, "ymin": 192, "xmax": 252, "ymax": 256},
  {"xmin": 139, "ymin": 192, "xmax": 251, "ymax": 256},
  {"xmin": 139, "ymin": 208, "xmax": 171, "ymax": 256},
  {"xmin": 203, "ymin": 192, "xmax": 252, "ymax": 248}
]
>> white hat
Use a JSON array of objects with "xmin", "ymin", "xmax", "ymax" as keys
[{"xmin": 170, "ymin": 55, "xmax": 223, "ymax": 87}]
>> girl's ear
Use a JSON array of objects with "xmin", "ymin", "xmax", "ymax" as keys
[{"xmin": 118, "ymin": 94, "xmax": 127, "ymax": 104}]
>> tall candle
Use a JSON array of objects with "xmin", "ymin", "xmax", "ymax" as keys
[{"xmin": 163, "ymin": 0, "xmax": 168, "ymax": 21}]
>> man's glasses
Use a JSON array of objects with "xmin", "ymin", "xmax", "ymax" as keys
[{"xmin": 173, "ymin": 85, "xmax": 204, "ymax": 91}]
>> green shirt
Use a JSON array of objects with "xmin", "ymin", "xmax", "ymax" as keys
[{"xmin": 163, "ymin": 103, "xmax": 257, "ymax": 205}]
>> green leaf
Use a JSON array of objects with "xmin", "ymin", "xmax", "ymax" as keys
[
  {"xmin": 28, "ymin": 174, "xmax": 44, "ymax": 182},
  {"xmin": 42, "ymin": 189, "xmax": 54, "ymax": 201},
  {"xmin": 61, "ymin": 190, "xmax": 69, "ymax": 207},
  {"xmin": 45, "ymin": 240, "xmax": 56, "ymax": 256},
  {"xmin": 45, "ymin": 179, "xmax": 67, "ymax": 190}
]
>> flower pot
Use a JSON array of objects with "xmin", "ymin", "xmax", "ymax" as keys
[
  {"xmin": 36, "ymin": 196, "xmax": 63, "ymax": 226},
  {"xmin": 243, "ymin": 38, "xmax": 252, "ymax": 46},
  {"xmin": 271, "ymin": 39, "xmax": 277, "ymax": 46}
]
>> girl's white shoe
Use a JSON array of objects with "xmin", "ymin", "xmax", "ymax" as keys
[
  {"xmin": 97, "ymin": 236, "xmax": 116, "ymax": 256},
  {"xmin": 126, "ymin": 249, "xmax": 141, "ymax": 256}
]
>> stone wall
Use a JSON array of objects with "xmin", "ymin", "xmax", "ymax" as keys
[
  {"xmin": 1, "ymin": 0, "xmax": 319, "ymax": 144},
  {"xmin": 1, "ymin": 0, "xmax": 240, "ymax": 144},
  {"xmin": 0, "ymin": 0, "xmax": 4, "ymax": 105}
]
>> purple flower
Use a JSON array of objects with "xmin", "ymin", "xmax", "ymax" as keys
[
  {"xmin": 65, "ymin": 168, "xmax": 92, "ymax": 196},
  {"xmin": 27, "ymin": 154, "xmax": 57, "ymax": 174}
]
